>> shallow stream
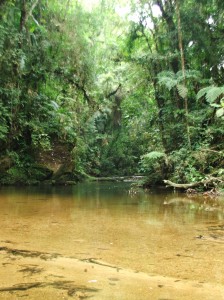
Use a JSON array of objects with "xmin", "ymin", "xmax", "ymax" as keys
[{"xmin": 0, "ymin": 182, "xmax": 224, "ymax": 299}]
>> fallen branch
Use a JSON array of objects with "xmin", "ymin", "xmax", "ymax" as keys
[{"xmin": 164, "ymin": 176, "xmax": 223, "ymax": 189}]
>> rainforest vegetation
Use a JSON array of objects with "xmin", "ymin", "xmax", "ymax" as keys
[{"xmin": 0, "ymin": 0, "xmax": 223, "ymax": 188}]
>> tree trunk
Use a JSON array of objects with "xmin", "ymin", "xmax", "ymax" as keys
[
  {"xmin": 164, "ymin": 177, "xmax": 223, "ymax": 189},
  {"xmin": 175, "ymin": 0, "xmax": 191, "ymax": 149}
]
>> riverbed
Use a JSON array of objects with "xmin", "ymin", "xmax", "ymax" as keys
[{"xmin": 0, "ymin": 182, "xmax": 224, "ymax": 299}]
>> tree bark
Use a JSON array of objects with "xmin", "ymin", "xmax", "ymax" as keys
[
  {"xmin": 156, "ymin": 0, "xmax": 179, "ymax": 72},
  {"xmin": 20, "ymin": 0, "xmax": 39, "ymax": 32}
]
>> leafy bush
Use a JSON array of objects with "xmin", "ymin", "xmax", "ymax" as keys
[
  {"xmin": 139, "ymin": 151, "xmax": 169, "ymax": 184},
  {"xmin": 169, "ymin": 148, "xmax": 211, "ymax": 183}
]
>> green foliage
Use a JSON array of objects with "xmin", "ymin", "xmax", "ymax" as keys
[
  {"xmin": 31, "ymin": 133, "xmax": 51, "ymax": 150},
  {"xmin": 157, "ymin": 71, "xmax": 177, "ymax": 91},
  {"xmin": 0, "ymin": 101, "xmax": 9, "ymax": 140},
  {"xmin": 158, "ymin": 70, "xmax": 202, "ymax": 98},
  {"xmin": 140, "ymin": 151, "xmax": 165, "ymax": 164},
  {"xmin": 169, "ymin": 145, "xmax": 224, "ymax": 184},
  {"xmin": 0, "ymin": 0, "xmax": 223, "ymax": 186},
  {"xmin": 169, "ymin": 148, "xmax": 204, "ymax": 183},
  {"xmin": 197, "ymin": 85, "xmax": 224, "ymax": 118},
  {"xmin": 197, "ymin": 86, "xmax": 224, "ymax": 103},
  {"xmin": 139, "ymin": 151, "xmax": 169, "ymax": 184},
  {"xmin": 177, "ymin": 84, "xmax": 188, "ymax": 99},
  {"xmin": 196, "ymin": 87, "xmax": 212, "ymax": 101},
  {"xmin": 0, "ymin": 0, "xmax": 98, "ymax": 184}
]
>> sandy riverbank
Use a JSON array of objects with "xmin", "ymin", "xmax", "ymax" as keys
[{"xmin": 0, "ymin": 242, "xmax": 224, "ymax": 300}]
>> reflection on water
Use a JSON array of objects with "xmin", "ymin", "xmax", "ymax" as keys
[
  {"xmin": 0, "ymin": 182, "xmax": 224, "ymax": 283},
  {"xmin": 1, "ymin": 182, "xmax": 223, "ymax": 221}
]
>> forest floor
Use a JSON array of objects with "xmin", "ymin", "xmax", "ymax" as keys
[{"xmin": 0, "ymin": 242, "xmax": 224, "ymax": 300}]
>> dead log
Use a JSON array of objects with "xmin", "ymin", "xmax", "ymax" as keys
[{"xmin": 164, "ymin": 177, "xmax": 223, "ymax": 189}]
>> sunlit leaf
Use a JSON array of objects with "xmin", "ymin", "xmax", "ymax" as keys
[{"xmin": 216, "ymin": 107, "xmax": 224, "ymax": 118}]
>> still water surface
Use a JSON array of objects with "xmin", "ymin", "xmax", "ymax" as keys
[{"xmin": 1, "ymin": 182, "xmax": 224, "ymax": 298}]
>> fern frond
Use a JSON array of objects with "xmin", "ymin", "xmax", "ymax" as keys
[
  {"xmin": 206, "ymin": 86, "xmax": 224, "ymax": 103},
  {"xmin": 196, "ymin": 87, "xmax": 211, "ymax": 100},
  {"xmin": 177, "ymin": 84, "xmax": 188, "ymax": 99},
  {"xmin": 158, "ymin": 77, "xmax": 177, "ymax": 90},
  {"xmin": 141, "ymin": 151, "xmax": 165, "ymax": 161},
  {"xmin": 186, "ymin": 70, "xmax": 202, "ymax": 80},
  {"xmin": 158, "ymin": 71, "xmax": 176, "ymax": 79},
  {"xmin": 176, "ymin": 70, "xmax": 201, "ymax": 82},
  {"xmin": 157, "ymin": 71, "xmax": 177, "ymax": 90}
]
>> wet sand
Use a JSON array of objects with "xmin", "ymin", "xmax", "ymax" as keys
[{"xmin": 1, "ymin": 242, "xmax": 224, "ymax": 300}]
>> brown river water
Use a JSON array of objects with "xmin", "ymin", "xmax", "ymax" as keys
[{"xmin": 0, "ymin": 182, "xmax": 224, "ymax": 299}]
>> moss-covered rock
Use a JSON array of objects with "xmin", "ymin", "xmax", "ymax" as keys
[
  {"xmin": 30, "ymin": 164, "xmax": 53, "ymax": 181},
  {"xmin": 52, "ymin": 163, "xmax": 75, "ymax": 184},
  {"xmin": 0, "ymin": 156, "xmax": 13, "ymax": 173},
  {"xmin": 0, "ymin": 163, "xmax": 53, "ymax": 186}
]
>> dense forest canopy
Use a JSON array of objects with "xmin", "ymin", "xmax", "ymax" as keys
[{"xmin": 0, "ymin": 0, "xmax": 223, "ymax": 187}]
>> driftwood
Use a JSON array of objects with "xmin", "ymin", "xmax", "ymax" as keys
[{"xmin": 164, "ymin": 176, "xmax": 223, "ymax": 189}]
